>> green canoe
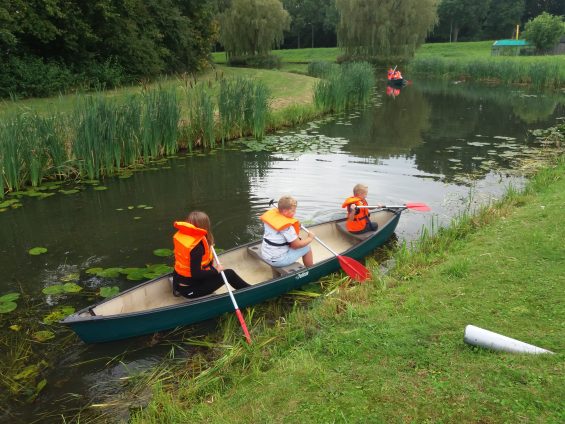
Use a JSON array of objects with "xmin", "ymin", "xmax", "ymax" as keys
[{"xmin": 62, "ymin": 209, "xmax": 403, "ymax": 343}]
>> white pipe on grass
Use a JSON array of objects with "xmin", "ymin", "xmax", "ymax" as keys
[{"xmin": 464, "ymin": 325, "xmax": 553, "ymax": 354}]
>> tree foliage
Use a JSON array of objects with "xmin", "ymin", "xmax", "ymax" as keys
[
  {"xmin": 524, "ymin": 12, "xmax": 565, "ymax": 52},
  {"xmin": 282, "ymin": 0, "xmax": 337, "ymax": 48},
  {"xmin": 482, "ymin": 0, "xmax": 525, "ymax": 40},
  {"xmin": 336, "ymin": 0, "xmax": 438, "ymax": 62},
  {"xmin": 437, "ymin": 0, "xmax": 490, "ymax": 42},
  {"xmin": 0, "ymin": 0, "xmax": 218, "ymax": 98},
  {"xmin": 219, "ymin": 0, "xmax": 290, "ymax": 58}
]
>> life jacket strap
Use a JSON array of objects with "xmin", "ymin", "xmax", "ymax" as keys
[{"xmin": 263, "ymin": 238, "xmax": 290, "ymax": 247}]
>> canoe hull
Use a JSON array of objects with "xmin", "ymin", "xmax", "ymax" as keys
[{"xmin": 63, "ymin": 213, "xmax": 401, "ymax": 343}]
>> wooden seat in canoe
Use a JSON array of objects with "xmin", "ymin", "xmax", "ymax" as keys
[
  {"xmin": 336, "ymin": 221, "xmax": 377, "ymax": 241},
  {"xmin": 247, "ymin": 244, "xmax": 305, "ymax": 276}
]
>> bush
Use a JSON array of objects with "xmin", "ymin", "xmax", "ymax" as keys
[
  {"xmin": 307, "ymin": 61, "xmax": 339, "ymax": 78},
  {"xmin": 0, "ymin": 56, "xmax": 77, "ymax": 98},
  {"xmin": 524, "ymin": 12, "xmax": 565, "ymax": 52},
  {"xmin": 227, "ymin": 55, "xmax": 282, "ymax": 69},
  {"xmin": 77, "ymin": 58, "xmax": 127, "ymax": 91}
]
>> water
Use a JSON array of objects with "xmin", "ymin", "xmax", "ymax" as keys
[{"xmin": 1, "ymin": 79, "xmax": 563, "ymax": 422}]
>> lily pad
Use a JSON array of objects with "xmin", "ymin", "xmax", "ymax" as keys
[
  {"xmin": 147, "ymin": 264, "xmax": 174, "ymax": 274},
  {"xmin": 33, "ymin": 330, "xmax": 55, "ymax": 342},
  {"xmin": 85, "ymin": 267, "xmax": 104, "ymax": 275},
  {"xmin": 153, "ymin": 248, "xmax": 173, "ymax": 257},
  {"xmin": 126, "ymin": 269, "xmax": 147, "ymax": 281},
  {"xmin": 59, "ymin": 189, "xmax": 80, "ymax": 195},
  {"xmin": 63, "ymin": 283, "xmax": 83, "ymax": 293},
  {"xmin": 9, "ymin": 324, "xmax": 21, "ymax": 331},
  {"xmin": 99, "ymin": 286, "xmax": 120, "ymax": 298},
  {"xmin": 42, "ymin": 285, "xmax": 64, "ymax": 295},
  {"xmin": 28, "ymin": 247, "xmax": 48, "ymax": 256},
  {"xmin": 0, "ymin": 301, "xmax": 17, "ymax": 313},
  {"xmin": 93, "ymin": 186, "xmax": 108, "ymax": 191},
  {"xmin": 60, "ymin": 273, "xmax": 80, "ymax": 282},
  {"xmin": 0, "ymin": 292, "xmax": 20, "ymax": 302},
  {"xmin": 97, "ymin": 268, "xmax": 123, "ymax": 278},
  {"xmin": 43, "ymin": 306, "xmax": 75, "ymax": 324}
]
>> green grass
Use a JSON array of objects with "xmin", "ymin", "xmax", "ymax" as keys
[
  {"xmin": 410, "ymin": 41, "xmax": 565, "ymax": 88},
  {"xmin": 132, "ymin": 157, "xmax": 565, "ymax": 423},
  {"xmin": 212, "ymin": 48, "xmax": 340, "ymax": 65}
]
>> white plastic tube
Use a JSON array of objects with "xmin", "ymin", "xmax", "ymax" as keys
[{"xmin": 464, "ymin": 325, "xmax": 553, "ymax": 354}]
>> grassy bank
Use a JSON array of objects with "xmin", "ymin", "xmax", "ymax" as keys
[
  {"xmin": 131, "ymin": 157, "xmax": 564, "ymax": 422},
  {"xmin": 410, "ymin": 41, "xmax": 564, "ymax": 89}
]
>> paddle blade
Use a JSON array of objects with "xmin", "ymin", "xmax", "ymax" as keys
[
  {"xmin": 405, "ymin": 202, "xmax": 431, "ymax": 212},
  {"xmin": 337, "ymin": 255, "xmax": 370, "ymax": 282},
  {"xmin": 235, "ymin": 309, "xmax": 252, "ymax": 344}
]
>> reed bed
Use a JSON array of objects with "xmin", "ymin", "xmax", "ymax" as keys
[
  {"xmin": 307, "ymin": 61, "xmax": 339, "ymax": 78},
  {"xmin": 218, "ymin": 77, "xmax": 270, "ymax": 142},
  {"xmin": 0, "ymin": 112, "xmax": 68, "ymax": 194},
  {"xmin": 186, "ymin": 82, "xmax": 216, "ymax": 150},
  {"xmin": 314, "ymin": 62, "xmax": 375, "ymax": 112},
  {"xmin": 409, "ymin": 57, "xmax": 564, "ymax": 89}
]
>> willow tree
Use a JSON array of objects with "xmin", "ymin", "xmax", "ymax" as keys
[
  {"xmin": 336, "ymin": 0, "xmax": 438, "ymax": 62},
  {"xmin": 219, "ymin": 0, "xmax": 290, "ymax": 58}
]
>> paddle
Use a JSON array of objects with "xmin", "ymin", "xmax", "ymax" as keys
[
  {"xmin": 300, "ymin": 225, "xmax": 370, "ymax": 283},
  {"xmin": 210, "ymin": 246, "xmax": 252, "ymax": 344},
  {"xmin": 356, "ymin": 202, "xmax": 431, "ymax": 212}
]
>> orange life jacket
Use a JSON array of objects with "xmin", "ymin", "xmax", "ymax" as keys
[
  {"xmin": 172, "ymin": 221, "xmax": 213, "ymax": 277},
  {"xmin": 260, "ymin": 208, "xmax": 300, "ymax": 241},
  {"xmin": 387, "ymin": 69, "xmax": 394, "ymax": 80},
  {"xmin": 393, "ymin": 71, "xmax": 402, "ymax": 80},
  {"xmin": 342, "ymin": 196, "xmax": 370, "ymax": 232}
]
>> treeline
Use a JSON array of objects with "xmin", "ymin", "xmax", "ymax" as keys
[
  {"xmin": 275, "ymin": 0, "xmax": 564, "ymax": 48},
  {"xmin": 0, "ymin": 0, "xmax": 217, "ymax": 98}
]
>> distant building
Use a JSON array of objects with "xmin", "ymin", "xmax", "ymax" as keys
[{"xmin": 491, "ymin": 39, "xmax": 531, "ymax": 56}]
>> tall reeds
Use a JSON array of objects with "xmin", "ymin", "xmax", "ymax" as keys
[
  {"xmin": 218, "ymin": 77, "xmax": 270, "ymax": 142},
  {"xmin": 1, "ymin": 80, "xmax": 273, "ymax": 197},
  {"xmin": 0, "ymin": 112, "xmax": 67, "ymax": 194},
  {"xmin": 409, "ymin": 57, "xmax": 564, "ymax": 89},
  {"xmin": 186, "ymin": 82, "xmax": 216, "ymax": 150},
  {"xmin": 140, "ymin": 87, "xmax": 180, "ymax": 158},
  {"xmin": 314, "ymin": 62, "xmax": 375, "ymax": 112}
]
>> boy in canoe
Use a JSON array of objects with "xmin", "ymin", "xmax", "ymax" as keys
[
  {"xmin": 260, "ymin": 195, "xmax": 315, "ymax": 267},
  {"xmin": 172, "ymin": 211, "xmax": 250, "ymax": 298},
  {"xmin": 342, "ymin": 183, "xmax": 378, "ymax": 234}
]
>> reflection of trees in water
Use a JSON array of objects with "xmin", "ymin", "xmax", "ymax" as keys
[
  {"xmin": 416, "ymin": 79, "xmax": 562, "ymax": 124},
  {"xmin": 321, "ymin": 86, "xmax": 431, "ymax": 159},
  {"xmin": 411, "ymin": 82, "xmax": 563, "ymax": 184},
  {"xmin": 511, "ymin": 95, "xmax": 559, "ymax": 124}
]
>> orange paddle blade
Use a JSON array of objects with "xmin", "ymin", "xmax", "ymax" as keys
[{"xmin": 337, "ymin": 255, "xmax": 370, "ymax": 282}]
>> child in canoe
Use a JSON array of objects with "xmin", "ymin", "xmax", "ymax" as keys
[
  {"xmin": 342, "ymin": 183, "xmax": 378, "ymax": 234},
  {"xmin": 172, "ymin": 211, "xmax": 250, "ymax": 298},
  {"xmin": 260, "ymin": 195, "xmax": 316, "ymax": 267}
]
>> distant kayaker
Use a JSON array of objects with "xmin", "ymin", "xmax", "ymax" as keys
[
  {"xmin": 260, "ymin": 195, "xmax": 315, "ymax": 267},
  {"xmin": 342, "ymin": 183, "xmax": 379, "ymax": 234},
  {"xmin": 172, "ymin": 211, "xmax": 250, "ymax": 298}
]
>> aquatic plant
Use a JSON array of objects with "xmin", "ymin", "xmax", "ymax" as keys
[
  {"xmin": 314, "ymin": 62, "xmax": 375, "ymax": 112},
  {"xmin": 218, "ymin": 77, "xmax": 270, "ymax": 142},
  {"xmin": 308, "ymin": 61, "xmax": 339, "ymax": 78},
  {"xmin": 186, "ymin": 83, "xmax": 216, "ymax": 150},
  {"xmin": 141, "ymin": 86, "xmax": 180, "ymax": 159}
]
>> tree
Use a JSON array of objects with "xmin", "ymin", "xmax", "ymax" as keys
[
  {"xmin": 219, "ymin": 0, "xmax": 290, "ymax": 58},
  {"xmin": 523, "ymin": 0, "xmax": 565, "ymax": 23},
  {"xmin": 283, "ymin": 0, "xmax": 335, "ymax": 48},
  {"xmin": 336, "ymin": 0, "xmax": 438, "ymax": 62},
  {"xmin": 483, "ymin": 0, "xmax": 525, "ymax": 39},
  {"xmin": 437, "ymin": 0, "xmax": 491, "ymax": 42},
  {"xmin": 524, "ymin": 12, "xmax": 564, "ymax": 52}
]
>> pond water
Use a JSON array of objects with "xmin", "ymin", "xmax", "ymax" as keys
[{"xmin": 1, "ymin": 79, "xmax": 563, "ymax": 422}]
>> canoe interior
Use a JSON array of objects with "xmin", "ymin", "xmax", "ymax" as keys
[{"xmin": 87, "ymin": 211, "xmax": 396, "ymax": 318}]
